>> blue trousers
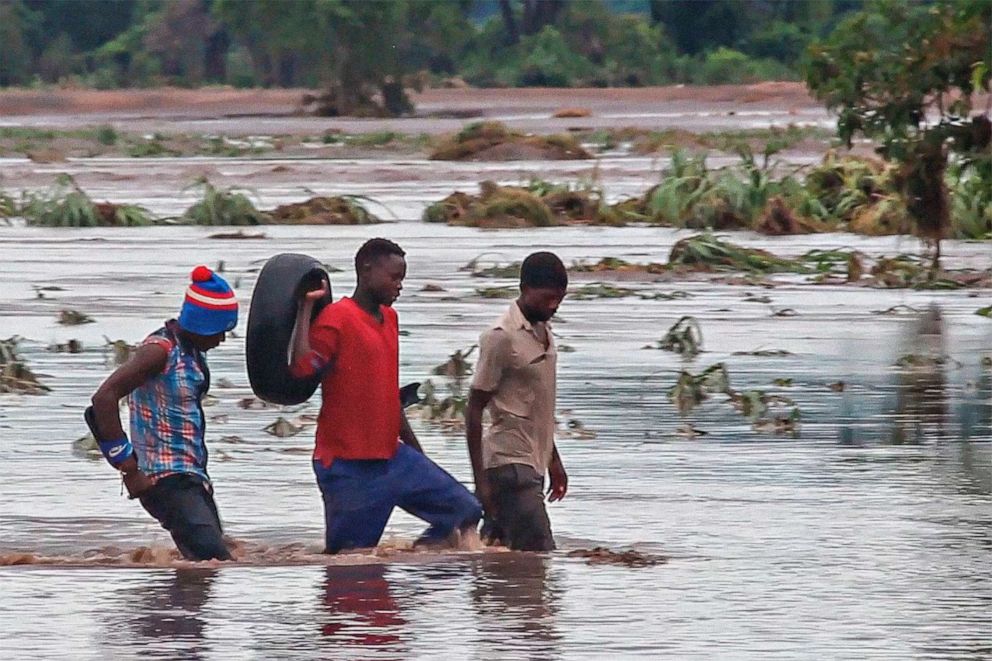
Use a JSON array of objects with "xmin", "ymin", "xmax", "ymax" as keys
[{"xmin": 314, "ymin": 443, "xmax": 482, "ymax": 553}]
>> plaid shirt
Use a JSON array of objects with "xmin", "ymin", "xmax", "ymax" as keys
[{"xmin": 127, "ymin": 321, "xmax": 211, "ymax": 483}]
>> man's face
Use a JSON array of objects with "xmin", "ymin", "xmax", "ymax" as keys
[
  {"xmin": 363, "ymin": 254, "xmax": 407, "ymax": 306},
  {"xmin": 519, "ymin": 285, "xmax": 566, "ymax": 323},
  {"xmin": 190, "ymin": 331, "xmax": 226, "ymax": 352}
]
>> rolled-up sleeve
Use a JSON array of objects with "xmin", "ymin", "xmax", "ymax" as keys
[
  {"xmin": 290, "ymin": 317, "xmax": 340, "ymax": 378},
  {"xmin": 471, "ymin": 328, "xmax": 509, "ymax": 393}
]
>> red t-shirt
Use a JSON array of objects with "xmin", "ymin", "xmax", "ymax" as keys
[{"xmin": 292, "ymin": 297, "xmax": 401, "ymax": 466}]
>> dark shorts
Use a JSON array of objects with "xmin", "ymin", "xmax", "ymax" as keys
[
  {"xmin": 139, "ymin": 473, "xmax": 231, "ymax": 561},
  {"xmin": 484, "ymin": 463, "xmax": 555, "ymax": 552},
  {"xmin": 314, "ymin": 443, "xmax": 482, "ymax": 554}
]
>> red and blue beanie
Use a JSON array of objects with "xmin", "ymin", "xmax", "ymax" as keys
[{"xmin": 178, "ymin": 265, "xmax": 238, "ymax": 336}]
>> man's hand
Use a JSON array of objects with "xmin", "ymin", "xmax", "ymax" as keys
[
  {"xmin": 303, "ymin": 283, "xmax": 328, "ymax": 305},
  {"xmin": 547, "ymin": 460, "xmax": 568, "ymax": 502},
  {"xmin": 122, "ymin": 470, "xmax": 154, "ymax": 499}
]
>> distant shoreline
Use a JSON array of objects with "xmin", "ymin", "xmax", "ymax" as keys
[{"xmin": 0, "ymin": 82, "xmax": 819, "ymax": 121}]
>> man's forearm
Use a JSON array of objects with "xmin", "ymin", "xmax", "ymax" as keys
[
  {"xmin": 290, "ymin": 302, "xmax": 313, "ymax": 364},
  {"xmin": 465, "ymin": 407, "xmax": 486, "ymax": 487}
]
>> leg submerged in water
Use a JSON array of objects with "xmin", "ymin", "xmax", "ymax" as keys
[
  {"xmin": 314, "ymin": 458, "xmax": 394, "ymax": 554},
  {"xmin": 391, "ymin": 445, "xmax": 482, "ymax": 548},
  {"xmin": 139, "ymin": 475, "xmax": 231, "ymax": 561}
]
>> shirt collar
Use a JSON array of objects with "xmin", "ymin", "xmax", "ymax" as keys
[{"xmin": 502, "ymin": 300, "xmax": 553, "ymax": 335}]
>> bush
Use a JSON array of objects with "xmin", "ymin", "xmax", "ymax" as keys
[
  {"xmin": 181, "ymin": 178, "xmax": 271, "ymax": 225},
  {"xmin": 94, "ymin": 125, "xmax": 118, "ymax": 146},
  {"xmin": 700, "ymin": 48, "xmax": 797, "ymax": 84},
  {"xmin": 19, "ymin": 174, "xmax": 154, "ymax": 227},
  {"xmin": 517, "ymin": 26, "xmax": 593, "ymax": 87}
]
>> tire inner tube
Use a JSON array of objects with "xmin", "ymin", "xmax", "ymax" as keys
[{"xmin": 246, "ymin": 253, "xmax": 332, "ymax": 405}]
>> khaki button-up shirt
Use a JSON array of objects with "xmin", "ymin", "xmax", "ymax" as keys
[{"xmin": 471, "ymin": 301, "xmax": 557, "ymax": 475}]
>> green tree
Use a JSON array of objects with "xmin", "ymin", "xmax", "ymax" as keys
[
  {"xmin": 0, "ymin": 0, "xmax": 40, "ymax": 86},
  {"xmin": 216, "ymin": 0, "xmax": 472, "ymax": 115},
  {"xmin": 806, "ymin": 0, "xmax": 991, "ymax": 269}
]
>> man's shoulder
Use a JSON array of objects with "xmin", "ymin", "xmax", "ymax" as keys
[
  {"xmin": 316, "ymin": 298, "xmax": 355, "ymax": 324},
  {"xmin": 479, "ymin": 326, "xmax": 512, "ymax": 353}
]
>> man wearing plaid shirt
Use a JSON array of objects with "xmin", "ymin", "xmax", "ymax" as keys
[{"xmin": 89, "ymin": 265, "xmax": 237, "ymax": 561}]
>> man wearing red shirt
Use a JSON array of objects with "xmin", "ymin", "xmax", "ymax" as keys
[{"xmin": 291, "ymin": 238, "xmax": 481, "ymax": 553}]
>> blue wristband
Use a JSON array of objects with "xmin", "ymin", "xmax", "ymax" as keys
[{"xmin": 98, "ymin": 437, "xmax": 134, "ymax": 468}]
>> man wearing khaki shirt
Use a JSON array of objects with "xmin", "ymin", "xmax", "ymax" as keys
[{"xmin": 466, "ymin": 252, "xmax": 569, "ymax": 551}]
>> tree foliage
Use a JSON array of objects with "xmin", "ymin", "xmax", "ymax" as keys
[{"xmin": 806, "ymin": 0, "xmax": 992, "ymax": 263}]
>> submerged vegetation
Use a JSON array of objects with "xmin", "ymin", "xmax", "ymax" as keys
[
  {"xmin": 0, "ymin": 337, "xmax": 49, "ymax": 395},
  {"xmin": 181, "ymin": 178, "xmax": 272, "ymax": 226},
  {"xmin": 16, "ymin": 175, "xmax": 153, "ymax": 227},
  {"xmin": 269, "ymin": 196, "xmax": 382, "ymax": 225},
  {"xmin": 577, "ymin": 234, "xmax": 991, "ymax": 289},
  {"xmin": 425, "ymin": 179, "xmax": 619, "ymax": 228},
  {"xmin": 430, "ymin": 122, "xmax": 591, "ymax": 161}
]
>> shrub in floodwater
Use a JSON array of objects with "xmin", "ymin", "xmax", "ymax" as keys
[
  {"xmin": 423, "ymin": 191, "xmax": 476, "ymax": 225},
  {"xmin": 0, "ymin": 189, "xmax": 16, "ymax": 219},
  {"xmin": 528, "ymin": 178, "xmax": 623, "ymax": 226},
  {"xmin": 668, "ymin": 362, "xmax": 730, "ymax": 416},
  {"xmin": 0, "ymin": 336, "xmax": 50, "ymax": 395},
  {"xmin": 649, "ymin": 316, "xmax": 703, "ymax": 357},
  {"xmin": 181, "ymin": 177, "xmax": 272, "ymax": 226},
  {"xmin": 948, "ymin": 161, "xmax": 992, "ymax": 240},
  {"xmin": 667, "ymin": 234, "xmax": 801, "ymax": 273},
  {"xmin": 269, "ymin": 195, "xmax": 382, "ymax": 225},
  {"xmin": 430, "ymin": 121, "xmax": 591, "ymax": 161},
  {"xmin": 58, "ymin": 309, "xmax": 95, "ymax": 326},
  {"xmin": 475, "ymin": 286, "xmax": 518, "ymax": 299},
  {"xmin": 424, "ymin": 181, "xmax": 555, "ymax": 228},
  {"xmin": 412, "ymin": 345, "xmax": 478, "ymax": 429},
  {"xmin": 94, "ymin": 125, "xmax": 118, "ymax": 146},
  {"xmin": 570, "ymin": 283, "xmax": 637, "ymax": 300},
  {"xmin": 19, "ymin": 174, "xmax": 154, "ymax": 227}
]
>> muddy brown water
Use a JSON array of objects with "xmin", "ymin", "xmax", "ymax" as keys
[{"xmin": 0, "ymin": 151, "xmax": 989, "ymax": 659}]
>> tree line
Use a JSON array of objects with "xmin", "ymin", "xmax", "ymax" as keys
[{"xmin": 2, "ymin": 0, "xmax": 865, "ymax": 113}]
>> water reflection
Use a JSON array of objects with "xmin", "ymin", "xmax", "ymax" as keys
[
  {"xmin": 890, "ymin": 305, "xmax": 949, "ymax": 444},
  {"xmin": 320, "ymin": 564, "xmax": 407, "ymax": 650},
  {"xmin": 121, "ymin": 568, "xmax": 215, "ymax": 658},
  {"xmin": 470, "ymin": 554, "xmax": 561, "ymax": 658}
]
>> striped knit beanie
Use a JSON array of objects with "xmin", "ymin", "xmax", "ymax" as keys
[{"xmin": 178, "ymin": 265, "xmax": 238, "ymax": 336}]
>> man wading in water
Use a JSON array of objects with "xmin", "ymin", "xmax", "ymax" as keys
[
  {"xmin": 89, "ymin": 266, "xmax": 237, "ymax": 561},
  {"xmin": 290, "ymin": 238, "xmax": 481, "ymax": 553},
  {"xmin": 466, "ymin": 252, "xmax": 569, "ymax": 551}
]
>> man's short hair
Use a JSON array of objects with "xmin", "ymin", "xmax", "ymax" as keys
[
  {"xmin": 355, "ymin": 238, "xmax": 405, "ymax": 273},
  {"xmin": 520, "ymin": 251, "xmax": 567, "ymax": 290}
]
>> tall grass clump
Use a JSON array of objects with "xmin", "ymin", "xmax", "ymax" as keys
[
  {"xmin": 181, "ymin": 177, "xmax": 272, "ymax": 225},
  {"xmin": 19, "ymin": 174, "xmax": 154, "ymax": 227}
]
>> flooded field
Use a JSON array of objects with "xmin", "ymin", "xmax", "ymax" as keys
[{"xmin": 1, "ymin": 142, "xmax": 990, "ymax": 659}]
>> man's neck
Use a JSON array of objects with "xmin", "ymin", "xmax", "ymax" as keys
[{"xmin": 352, "ymin": 288, "xmax": 382, "ymax": 318}]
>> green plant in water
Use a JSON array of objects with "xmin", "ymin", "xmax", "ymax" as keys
[
  {"xmin": 19, "ymin": 174, "xmax": 153, "ymax": 227},
  {"xmin": 668, "ymin": 362, "xmax": 730, "ymax": 416},
  {"xmin": 181, "ymin": 177, "xmax": 272, "ymax": 226},
  {"xmin": 0, "ymin": 336, "xmax": 50, "ymax": 395},
  {"xmin": 570, "ymin": 283, "xmax": 636, "ymax": 300},
  {"xmin": 416, "ymin": 345, "xmax": 478, "ymax": 428},
  {"xmin": 94, "ymin": 125, "xmax": 118, "ymax": 146},
  {"xmin": 475, "ymin": 286, "xmax": 518, "ymax": 299},
  {"xmin": 668, "ymin": 234, "xmax": 802, "ymax": 273},
  {"xmin": 651, "ymin": 316, "xmax": 703, "ymax": 357},
  {"xmin": 0, "ymin": 189, "xmax": 16, "ymax": 219}
]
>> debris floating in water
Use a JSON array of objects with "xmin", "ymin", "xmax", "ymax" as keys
[
  {"xmin": 567, "ymin": 547, "xmax": 666, "ymax": 567},
  {"xmin": 0, "ymin": 336, "xmax": 50, "ymax": 395}
]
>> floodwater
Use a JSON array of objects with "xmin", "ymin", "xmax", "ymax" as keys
[{"xmin": 0, "ymin": 153, "xmax": 990, "ymax": 660}]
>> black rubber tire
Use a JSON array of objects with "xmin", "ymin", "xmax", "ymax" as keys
[{"xmin": 246, "ymin": 253, "xmax": 332, "ymax": 405}]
